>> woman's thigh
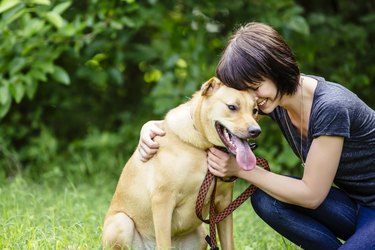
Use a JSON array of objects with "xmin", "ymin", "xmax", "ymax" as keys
[
  {"xmin": 293, "ymin": 187, "xmax": 358, "ymax": 240},
  {"xmin": 250, "ymin": 186, "xmax": 358, "ymax": 250},
  {"xmin": 340, "ymin": 206, "xmax": 375, "ymax": 249}
]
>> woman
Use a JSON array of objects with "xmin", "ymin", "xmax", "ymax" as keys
[{"xmin": 137, "ymin": 22, "xmax": 375, "ymax": 249}]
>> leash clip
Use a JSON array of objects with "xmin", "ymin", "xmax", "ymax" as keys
[{"xmin": 205, "ymin": 235, "xmax": 219, "ymax": 250}]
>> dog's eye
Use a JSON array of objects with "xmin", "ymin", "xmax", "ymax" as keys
[
  {"xmin": 253, "ymin": 108, "xmax": 259, "ymax": 115},
  {"xmin": 227, "ymin": 104, "xmax": 238, "ymax": 111}
]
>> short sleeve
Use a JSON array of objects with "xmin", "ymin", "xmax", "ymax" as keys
[{"xmin": 311, "ymin": 101, "xmax": 351, "ymax": 138}]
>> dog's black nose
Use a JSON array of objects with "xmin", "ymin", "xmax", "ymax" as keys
[{"xmin": 248, "ymin": 125, "xmax": 261, "ymax": 138}]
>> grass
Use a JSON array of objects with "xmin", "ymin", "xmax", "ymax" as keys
[
  {"xmin": 231, "ymin": 180, "xmax": 300, "ymax": 250},
  {"xmin": 0, "ymin": 176, "xmax": 300, "ymax": 250},
  {"xmin": 0, "ymin": 177, "xmax": 110, "ymax": 250}
]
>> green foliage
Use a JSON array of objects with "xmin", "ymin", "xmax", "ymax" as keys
[
  {"xmin": 0, "ymin": 0, "xmax": 373, "ymax": 181},
  {"xmin": 0, "ymin": 0, "xmax": 76, "ymax": 117},
  {"xmin": 291, "ymin": 1, "xmax": 375, "ymax": 105}
]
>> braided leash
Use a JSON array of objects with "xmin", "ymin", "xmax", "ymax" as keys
[{"xmin": 195, "ymin": 157, "xmax": 270, "ymax": 250}]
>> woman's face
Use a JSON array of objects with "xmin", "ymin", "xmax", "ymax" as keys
[{"xmin": 250, "ymin": 78, "xmax": 280, "ymax": 114}]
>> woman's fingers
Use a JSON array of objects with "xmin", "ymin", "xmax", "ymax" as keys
[
  {"xmin": 207, "ymin": 147, "xmax": 242, "ymax": 178},
  {"xmin": 138, "ymin": 146, "xmax": 158, "ymax": 162},
  {"xmin": 207, "ymin": 147, "xmax": 231, "ymax": 177},
  {"xmin": 137, "ymin": 120, "xmax": 166, "ymax": 162},
  {"xmin": 150, "ymin": 125, "xmax": 166, "ymax": 139}
]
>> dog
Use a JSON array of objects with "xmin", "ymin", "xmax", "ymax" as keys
[{"xmin": 102, "ymin": 77, "xmax": 261, "ymax": 250}]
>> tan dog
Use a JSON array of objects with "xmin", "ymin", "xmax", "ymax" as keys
[{"xmin": 102, "ymin": 77, "xmax": 261, "ymax": 250}]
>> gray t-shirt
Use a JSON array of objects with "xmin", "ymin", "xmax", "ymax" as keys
[{"xmin": 270, "ymin": 75, "xmax": 375, "ymax": 207}]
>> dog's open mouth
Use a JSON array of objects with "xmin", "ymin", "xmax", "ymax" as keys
[{"xmin": 215, "ymin": 121, "xmax": 256, "ymax": 171}]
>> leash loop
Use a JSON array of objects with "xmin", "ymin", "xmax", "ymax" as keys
[
  {"xmin": 195, "ymin": 157, "xmax": 270, "ymax": 249},
  {"xmin": 195, "ymin": 170, "xmax": 215, "ymax": 223}
]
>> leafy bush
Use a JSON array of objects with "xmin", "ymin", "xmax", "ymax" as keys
[
  {"xmin": 0, "ymin": 0, "xmax": 373, "ymax": 181},
  {"xmin": 0, "ymin": 0, "xmax": 76, "ymax": 117}
]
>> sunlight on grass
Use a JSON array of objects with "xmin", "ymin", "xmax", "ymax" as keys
[{"xmin": 0, "ymin": 177, "xmax": 300, "ymax": 249}]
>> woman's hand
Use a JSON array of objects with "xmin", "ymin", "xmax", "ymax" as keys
[
  {"xmin": 137, "ymin": 120, "xmax": 165, "ymax": 162},
  {"xmin": 207, "ymin": 147, "xmax": 241, "ymax": 178}
]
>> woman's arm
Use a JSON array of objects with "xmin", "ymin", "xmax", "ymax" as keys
[
  {"xmin": 137, "ymin": 120, "xmax": 165, "ymax": 162},
  {"xmin": 208, "ymin": 136, "xmax": 344, "ymax": 209}
]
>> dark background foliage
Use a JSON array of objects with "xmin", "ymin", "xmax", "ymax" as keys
[{"xmin": 0, "ymin": 0, "xmax": 374, "ymax": 183}]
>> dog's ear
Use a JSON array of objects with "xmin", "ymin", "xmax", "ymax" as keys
[{"xmin": 201, "ymin": 77, "xmax": 223, "ymax": 96}]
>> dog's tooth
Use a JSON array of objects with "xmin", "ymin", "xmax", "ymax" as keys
[{"xmin": 224, "ymin": 129, "xmax": 230, "ymax": 140}]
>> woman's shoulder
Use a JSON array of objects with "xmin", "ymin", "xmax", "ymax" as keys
[
  {"xmin": 308, "ymin": 75, "xmax": 375, "ymax": 137},
  {"xmin": 310, "ymin": 75, "xmax": 363, "ymax": 109}
]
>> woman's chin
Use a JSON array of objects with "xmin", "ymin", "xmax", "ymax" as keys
[
  {"xmin": 260, "ymin": 109, "xmax": 271, "ymax": 114},
  {"xmin": 259, "ymin": 105, "xmax": 274, "ymax": 114}
]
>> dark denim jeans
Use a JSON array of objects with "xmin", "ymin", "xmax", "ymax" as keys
[{"xmin": 250, "ymin": 185, "xmax": 375, "ymax": 250}]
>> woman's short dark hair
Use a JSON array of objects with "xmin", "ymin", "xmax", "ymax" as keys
[{"xmin": 216, "ymin": 22, "xmax": 300, "ymax": 97}]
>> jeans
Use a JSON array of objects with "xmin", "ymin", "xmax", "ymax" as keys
[{"xmin": 250, "ymin": 186, "xmax": 375, "ymax": 250}]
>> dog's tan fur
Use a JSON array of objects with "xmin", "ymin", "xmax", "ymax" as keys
[{"xmin": 102, "ymin": 77, "xmax": 260, "ymax": 250}]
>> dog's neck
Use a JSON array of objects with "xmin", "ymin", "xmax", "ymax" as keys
[{"xmin": 164, "ymin": 97, "xmax": 213, "ymax": 150}]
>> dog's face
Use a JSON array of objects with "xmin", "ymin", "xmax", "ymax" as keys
[{"xmin": 199, "ymin": 77, "xmax": 261, "ymax": 170}]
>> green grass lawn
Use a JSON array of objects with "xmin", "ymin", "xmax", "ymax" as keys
[{"xmin": 0, "ymin": 176, "xmax": 300, "ymax": 250}]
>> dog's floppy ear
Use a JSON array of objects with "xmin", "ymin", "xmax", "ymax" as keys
[{"xmin": 201, "ymin": 77, "xmax": 223, "ymax": 96}]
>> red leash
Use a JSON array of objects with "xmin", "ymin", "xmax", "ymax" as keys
[{"xmin": 195, "ymin": 157, "xmax": 270, "ymax": 249}]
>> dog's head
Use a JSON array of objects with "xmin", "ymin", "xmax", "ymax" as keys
[{"xmin": 197, "ymin": 77, "xmax": 261, "ymax": 171}]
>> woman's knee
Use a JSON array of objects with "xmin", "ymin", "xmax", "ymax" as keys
[{"xmin": 251, "ymin": 189, "xmax": 278, "ymax": 219}]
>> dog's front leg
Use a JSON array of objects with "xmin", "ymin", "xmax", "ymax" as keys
[
  {"xmin": 217, "ymin": 213, "xmax": 234, "ymax": 250},
  {"xmin": 216, "ymin": 182, "xmax": 235, "ymax": 250},
  {"xmin": 151, "ymin": 192, "xmax": 174, "ymax": 249}
]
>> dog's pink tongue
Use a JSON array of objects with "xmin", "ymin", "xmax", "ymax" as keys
[{"xmin": 232, "ymin": 136, "xmax": 256, "ymax": 171}]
